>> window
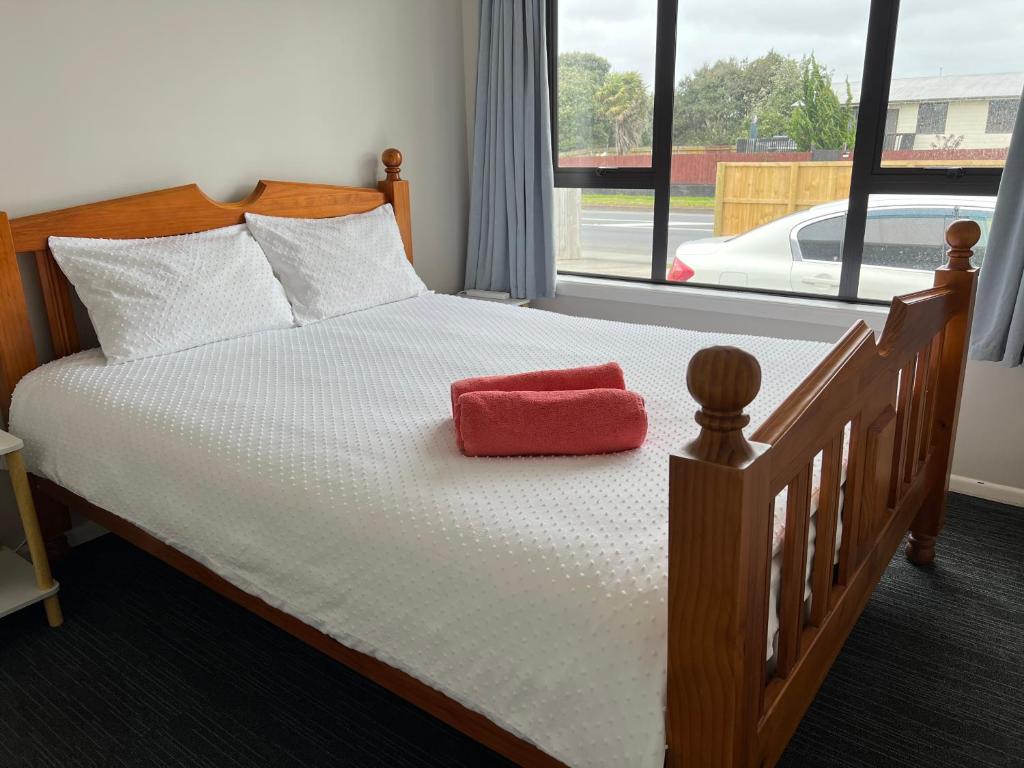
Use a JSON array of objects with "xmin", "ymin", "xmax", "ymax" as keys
[
  {"xmin": 796, "ymin": 216, "xmax": 845, "ymax": 263},
  {"xmin": 548, "ymin": 0, "xmax": 1019, "ymax": 302},
  {"xmin": 915, "ymin": 102, "xmax": 948, "ymax": 135},
  {"xmin": 987, "ymin": 99, "xmax": 1020, "ymax": 133}
]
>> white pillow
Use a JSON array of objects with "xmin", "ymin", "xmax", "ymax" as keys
[
  {"xmin": 49, "ymin": 224, "xmax": 294, "ymax": 364},
  {"xmin": 245, "ymin": 204, "xmax": 428, "ymax": 325}
]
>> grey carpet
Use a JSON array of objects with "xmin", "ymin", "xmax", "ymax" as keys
[{"xmin": 0, "ymin": 492, "xmax": 1021, "ymax": 767}]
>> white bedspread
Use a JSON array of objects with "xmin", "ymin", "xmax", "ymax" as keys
[{"xmin": 11, "ymin": 293, "xmax": 833, "ymax": 768}]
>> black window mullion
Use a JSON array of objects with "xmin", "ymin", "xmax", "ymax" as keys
[
  {"xmin": 868, "ymin": 169, "xmax": 1001, "ymax": 195},
  {"xmin": 839, "ymin": 0, "xmax": 900, "ymax": 299},
  {"xmin": 649, "ymin": 0, "xmax": 679, "ymax": 281},
  {"xmin": 554, "ymin": 169, "xmax": 658, "ymax": 190}
]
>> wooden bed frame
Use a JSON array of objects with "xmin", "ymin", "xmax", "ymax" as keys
[{"xmin": 0, "ymin": 149, "xmax": 979, "ymax": 767}]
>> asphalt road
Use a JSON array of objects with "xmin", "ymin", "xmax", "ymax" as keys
[
  {"xmin": 561, "ymin": 206, "xmax": 715, "ymax": 278},
  {"xmin": 581, "ymin": 207, "xmax": 715, "ymax": 255}
]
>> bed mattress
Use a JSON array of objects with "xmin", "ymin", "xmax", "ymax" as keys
[{"xmin": 11, "ymin": 293, "xmax": 834, "ymax": 768}]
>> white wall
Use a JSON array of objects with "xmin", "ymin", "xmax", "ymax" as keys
[
  {"xmin": 0, "ymin": 0, "xmax": 468, "ymax": 291},
  {"xmin": 535, "ymin": 289, "xmax": 1024, "ymax": 500},
  {"xmin": 0, "ymin": 0, "xmax": 470, "ymax": 545}
]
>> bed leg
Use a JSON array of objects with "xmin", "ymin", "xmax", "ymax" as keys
[
  {"xmin": 906, "ymin": 486, "xmax": 944, "ymax": 566},
  {"xmin": 30, "ymin": 480, "xmax": 71, "ymax": 563},
  {"xmin": 905, "ymin": 532, "xmax": 936, "ymax": 566}
]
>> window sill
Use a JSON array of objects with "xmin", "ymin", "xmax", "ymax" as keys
[{"xmin": 552, "ymin": 275, "xmax": 891, "ymax": 331}]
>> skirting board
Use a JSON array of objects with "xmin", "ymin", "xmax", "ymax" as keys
[
  {"xmin": 949, "ymin": 475, "xmax": 1024, "ymax": 508},
  {"xmin": 61, "ymin": 478, "xmax": 1020, "ymax": 551}
]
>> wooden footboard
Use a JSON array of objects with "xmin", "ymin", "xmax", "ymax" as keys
[{"xmin": 665, "ymin": 220, "xmax": 979, "ymax": 767}]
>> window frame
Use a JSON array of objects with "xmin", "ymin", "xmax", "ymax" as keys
[{"xmin": 547, "ymin": 0, "xmax": 1006, "ymax": 303}]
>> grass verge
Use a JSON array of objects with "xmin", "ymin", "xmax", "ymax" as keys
[{"xmin": 581, "ymin": 193, "xmax": 714, "ymax": 210}]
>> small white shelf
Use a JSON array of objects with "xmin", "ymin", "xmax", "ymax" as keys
[
  {"xmin": 0, "ymin": 547, "xmax": 59, "ymax": 619},
  {"xmin": 0, "ymin": 431, "xmax": 23, "ymax": 456}
]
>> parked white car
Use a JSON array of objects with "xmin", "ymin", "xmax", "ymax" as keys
[{"xmin": 667, "ymin": 195, "xmax": 994, "ymax": 301}]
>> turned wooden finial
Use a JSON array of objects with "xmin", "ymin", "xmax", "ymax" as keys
[
  {"xmin": 944, "ymin": 219, "xmax": 981, "ymax": 271},
  {"xmin": 382, "ymin": 148, "xmax": 403, "ymax": 181},
  {"xmin": 683, "ymin": 346, "xmax": 762, "ymax": 466}
]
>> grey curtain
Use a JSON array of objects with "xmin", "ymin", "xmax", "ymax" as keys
[
  {"xmin": 970, "ymin": 88, "xmax": 1024, "ymax": 366},
  {"xmin": 465, "ymin": 0, "xmax": 555, "ymax": 300}
]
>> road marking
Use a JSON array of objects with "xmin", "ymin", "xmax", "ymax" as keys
[
  {"xmin": 582, "ymin": 219, "xmax": 712, "ymax": 229},
  {"xmin": 582, "ymin": 217, "xmax": 711, "ymax": 223}
]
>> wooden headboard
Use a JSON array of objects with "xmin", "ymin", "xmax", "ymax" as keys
[{"xmin": 0, "ymin": 148, "xmax": 413, "ymax": 423}]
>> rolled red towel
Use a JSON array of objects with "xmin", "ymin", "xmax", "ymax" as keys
[
  {"xmin": 456, "ymin": 388, "xmax": 647, "ymax": 457},
  {"xmin": 450, "ymin": 362, "xmax": 626, "ymax": 445}
]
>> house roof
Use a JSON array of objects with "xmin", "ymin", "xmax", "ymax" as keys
[{"xmin": 841, "ymin": 72, "xmax": 1024, "ymax": 105}]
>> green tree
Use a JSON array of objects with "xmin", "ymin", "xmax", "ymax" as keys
[
  {"xmin": 557, "ymin": 52, "xmax": 612, "ymax": 152},
  {"xmin": 672, "ymin": 51, "xmax": 802, "ymax": 146},
  {"xmin": 596, "ymin": 71, "xmax": 650, "ymax": 155},
  {"xmin": 746, "ymin": 52, "xmax": 802, "ymax": 138},
  {"xmin": 672, "ymin": 58, "xmax": 748, "ymax": 146},
  {"xmin": 787, "ymin": 54, "xmax": 856, "ymax": 151}
]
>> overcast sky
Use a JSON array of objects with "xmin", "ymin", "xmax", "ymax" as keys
[{"xmin": 558, "ymin": 0, "xmax": 1024, "ymax": 86}]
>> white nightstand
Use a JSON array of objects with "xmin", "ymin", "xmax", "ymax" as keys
[
  {"xmin": 456, "ymin": 290, "xmax": 530, "ymax": 307},
  {"xmin": 0, "ymin": 430, "xmax": 62, "ymax": 627}
]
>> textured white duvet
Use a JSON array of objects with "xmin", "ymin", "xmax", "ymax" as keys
[{"xmin": 11, "ymin": 293, "xmax": 833, "ymax": 768}]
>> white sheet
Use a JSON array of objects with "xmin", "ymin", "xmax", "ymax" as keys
[{"xmin": 11, "ymin": 293, "xmax": 834, "ymax": 768}]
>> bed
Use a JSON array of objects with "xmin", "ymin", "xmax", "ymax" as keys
[{"xmin": 0, "ymin": 150, "xmax": 979, "ymax": 767}]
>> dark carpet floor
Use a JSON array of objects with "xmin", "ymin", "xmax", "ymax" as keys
[{"xmin": 1, "ymin": 492, "xmax": 1021, "ymax": 767}]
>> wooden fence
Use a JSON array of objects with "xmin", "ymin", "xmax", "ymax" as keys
[{"xmin": 712, "ymin": 161, "xmax": 851, "ymax": 236}]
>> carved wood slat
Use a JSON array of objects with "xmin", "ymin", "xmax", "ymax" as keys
[
  {"xmin": 836, "ymin": 419, "xmax": 861, "ymax": 586},
  {"xmin": 902, "ymin": 344, "xmax": 931, "ymax": 486},
  {"xmin": 861, "ymin": 404, "xmax": 898, "ymax": 547},
  {"xmin": 888, "ymin": 360, "xmax": 916, "ymax": 507},
  {"xmin": 35, "ymin": 248, "xmax": 81, "ymax": 359},
  {"xmin": 920, "ymin": 331, "xmax": 945, "ymax": 463},
  {"xmin": 775, "ymin": 463, "xmax": 812, "ymax": 678},
  {"xmin": 757, "ymin": 497, "xmax": 776, "ymax": 717},
  {"xmin": 810, "ymin": 434, "xmax": 843, "ymax": 625}
]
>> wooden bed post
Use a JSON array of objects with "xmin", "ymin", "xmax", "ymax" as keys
[
  {"xmin": 666, "ymin": 347, "xmax": 772, "ymax": 768},
  {"xmin": 0, "ymin": 212, "xmax": 39, "ymax": 427},
  {"xmin": 378, "ymin": 148, "xmax": 413, "ymax": 263},
  {"xmin": 906, "ymin": 220, "xmax": 980, "ymax": 566}
]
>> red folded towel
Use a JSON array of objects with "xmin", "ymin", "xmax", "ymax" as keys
[
  {"xmin": 450, "ymin": 362, "xmax": 626, "ymax": 444},
  {"xmin": 456, "ymin": 388, "xmax": 647, "ymax": 457}
]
